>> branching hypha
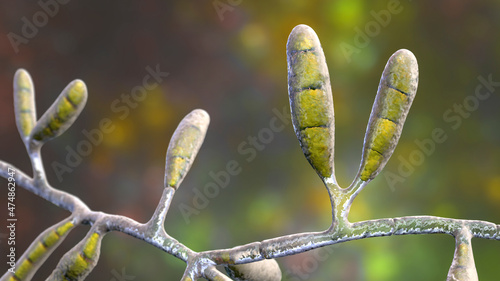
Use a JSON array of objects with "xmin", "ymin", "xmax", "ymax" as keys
[{"xmin": 1, "ymin": 24, "xmax": 499, "ymax": 281}]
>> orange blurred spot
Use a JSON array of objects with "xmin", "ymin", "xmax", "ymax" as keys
[{"xmin": 305, "ymin": 184, "xmax": 331, "ymax": 215}]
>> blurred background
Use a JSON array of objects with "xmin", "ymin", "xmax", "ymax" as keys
[{"xmin": 1, "ymin": 0, "xmax": 499, "ymax": 280}]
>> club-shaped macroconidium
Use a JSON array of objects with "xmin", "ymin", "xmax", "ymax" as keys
[
  {"xmin": 48, "ymin": 230, "xmax": 104, "ymax": 280},
  {"xmin": 30, "ymin": 79, "xmax": 88, "ymax": 144},
  {"xmin": 287, "ymin": 24, "xmax": 335, "ymax": 183},
  {"xmin": 355, "ymin": 49, "xmax": 418, "ymax": 182},
  {"xmin": 164, "ymin": 109, "xmax": 210, "ymax": 189},
  {"xmin": 13, "ymin": 69, "xmax": 36, "ymax": 143},
  {"xmin": 9, "ymin": 220, "xmax": 74, "ymax": 281}
]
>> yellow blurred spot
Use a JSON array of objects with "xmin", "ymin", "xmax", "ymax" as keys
[
  {"xmin": 486, "ymin": 176, "xmax": 500, "ymax": 202},
  {"xmin": 348, "ymin": 196, "xmax": 370, "ymax": 222},
  {"xmin": 328, "ymin": 0, "xmax": 364, "ymax": 28},
  {"xmin": 240, "ymin": 23, "xmax": 268, "ymax": 54},
  {"xmin": 102, "ymin": 119, "xmax": 135, "ymax": 149},
  {"xmin": 365, "ymin": 244, "xmax": 398, "ymax": 281},
  {"xmin": 305, "ymin": 184, "xmax": 331, "ymax": 215},
  {"xmin": 139, "ymin": 89, "xmax": 172, "ymax": 130}
]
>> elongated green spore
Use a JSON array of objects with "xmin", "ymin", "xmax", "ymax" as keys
[
  {"xmin": 287, "ymin": 24, "xmax": 335, "ymax": 181},
  {"xmin": 13, "ymin": 69, "xmax": 36, "ymax": 141},
  {"xmin": 357, "ymin": 49, "xmax": 419, "ymax": 182},
  {"xmin": 30, "ymin": 80, "xmax": 87, "ymax": 144},
  {"xmin": 9, "ymin": 220, "xmax": 75, "ymax": 281},
  {"xmin": 48, "ymin": 231, "xmax": 104, "ymax": 281},
  {"xmin": 164, "ymin": 109, "xmax": 210, "ymax": 189}
]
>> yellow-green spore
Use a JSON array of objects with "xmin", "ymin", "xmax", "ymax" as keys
[
  {"xmin": 288, "ymin": 51, "xmax": 327, "ymax": 90},
  {"xmin": 299, "ymin": 127, "xmax": 333, "ymax": 179},
  {"xmin": 164, "ymin": 109, "xmax": 209, "ymax": 189},
  {"xmin": 13, "ymin": 69, "xmax": 36, "ymax": 139},
  {"xmin": 287, "ymin": 25, "xmax": 330, "ymax": 92},
  {"xmin": 55, "ymin": 97, "xmax": 78, "ymax": 122},
  {"xmin": 13, "ymin": 220, "xmax": 75, "ymax": 280},
  {"xmin": 56, "ymin": 221, "xmax": 75, "ymax": 236},
  {"xmin": 356, "ymin": 49, "xmax": 418, "ymax": 182},
  {"xmin": 166, "ymin": 125, "xmax": 201, "ymax": 187},
  {"xmin": 43, "ymin": 230, "xmax": 60, "ymax": 247},
  {"xmin": 378, "ymin": 87, "xmax": 408, "ymax": 122},
  {"xmin": 48, "ymin": 229, "xmax": 104, "ymax": 280},
  {"xmin": 66, "ymin": 80, "xmax": 86, "ymax": 104},
  {"xmin": 287, "ymin": 24, "xmax": 335, "ymax": 181},
  {"xmin": 360, "ymin": 149, "xmax": 384, "ymax": 181},
  {"xmin": 170, "ymin": 125, "xmax": 201, "ymax": 158},
  {"xmin": 368, "ymin": 118, "xmax": 398, "ymax": 154},
  {"xmin": 385, "ymin": 53, "xmax": 417, "ymax": 94},
  {"xmin": 165, "ymin": 156, "xmax": 187, "ymax": 188},
  {"xmin": 14, "ymin": 259, "xmax": 33, "ymax": 280},
  {"xmin": 359, "ymin": 118, "xmax": 399, "ymax": 181},
  {"xmin": 287, "ymin": 27, "xmax": 315, "ymax": 51},
  {"xmin": 293, "ymin": 89, "xmax": 332, "ymax": 129},
  {"xmin": 28, "ymin": 242, "xmax": 47, "ymax": 263},
  {"xmin": 30, "ymin": 79, "xmax": 87, "ymax": 143},
  {"xmin": 43, "ymin": 221, "xmax": 73, "ymax": 247},
  {"xmin": 65, "ymin": 253, "xmax": 89, "ymax": 279},
  {"xmin": 83, "ymin": 233, "xmax": 100, "ymax": 259}
]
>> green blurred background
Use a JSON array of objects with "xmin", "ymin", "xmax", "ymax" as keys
[{"xmin": 1, "ymin": 0, "xmax": 499, "ymax": 280}]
